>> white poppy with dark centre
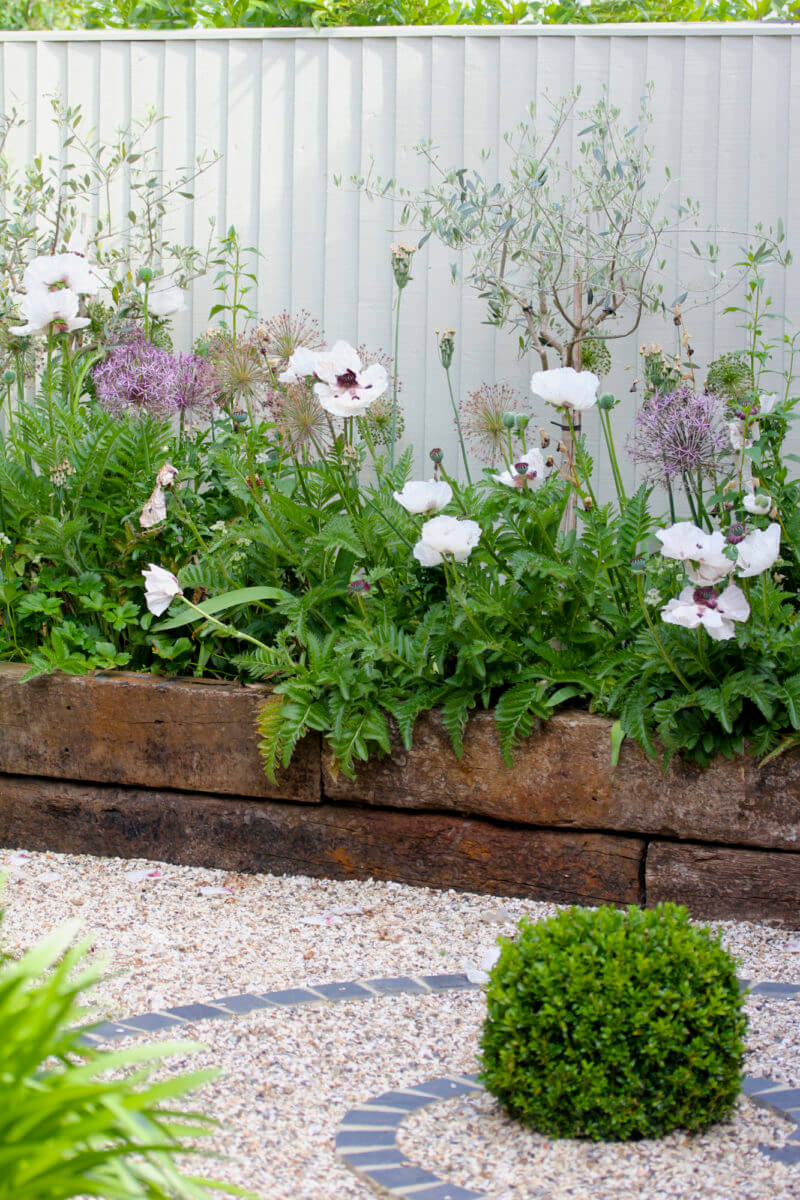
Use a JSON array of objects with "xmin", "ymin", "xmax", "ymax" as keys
[
  {"xmin": 412, "ymin": 514, "xmax": 481, "ymax": 567},
  {"xmin": 493, "ymin": 448, "xmax": 546, "ymax": 488},
  {"xmin": 10, "ymin": 287, "xmax": 90, "ymax": 336},
  {"xmin": 312, "ymin": 340, "xmax": 388, "ymax": 418},
  {"xmin": 736, "ymin": 522, "xmax": 781, "ymax": 577},
  {"xmin": 142, "ymin": 563, "xmax": 183, "ymax": 616},
  {"xmin": 728, "ymin": 418, "xmax": 758, "ymax": 451},
  {"xmin": 530, "ymin": 366, "xmax": 599, "ymax": 412},
  {"xmin": 661, "ymin": 582, "xmax": 750, "ymax": 641},
  {"xmin": 278, "ymin": 346, "xmax": 322, "ymax": 384},
  {"xmin": 23, "ymin": 252, "xmax": 103, "ymax": 297},
  {"xmin": 393, "ymin": 479, "xmax": 453, "ymax": 514}
]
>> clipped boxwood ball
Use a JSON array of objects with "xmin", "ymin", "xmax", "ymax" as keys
[{"xmin": 478, "ymin": 903, "xmax": 747, "ymax": 1142}]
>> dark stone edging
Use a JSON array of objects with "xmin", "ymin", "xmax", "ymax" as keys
[{"xmin": 76, "ymin": 972, "xmax": 800, "ymax": 1197}]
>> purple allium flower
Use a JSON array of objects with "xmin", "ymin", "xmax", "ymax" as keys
[
  {"xmin": 628, "ymin": 386, "xmax": 729, "ymax": 484},
  {"xmin": 174, "ymin": 353, "xmax": 219, "ymax": 414},
  {"xmin": 93, "ymin": 336, "xmax": 218, "ymax": 419}
]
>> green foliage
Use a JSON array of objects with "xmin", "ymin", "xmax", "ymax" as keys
[
  {"xmin": 2, "ymin": 0, "xmax": 796, "ymax": 29},
  {"xmin": 478, "ymin": 904, "xmax": 747, "ymax": 1141},
  {"xmin": 0, "ymin": 904, "xmax": 249, "ymax": 1199}
]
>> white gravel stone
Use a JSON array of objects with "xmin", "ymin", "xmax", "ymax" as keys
[{"xmin": 0, "ymin": 847, "xmax": 797, "ymax": 1199}]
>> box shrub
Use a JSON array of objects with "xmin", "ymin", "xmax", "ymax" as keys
[{"xmin": 478, "ymin": 903, "xmax": 747, "ymax": 1141}]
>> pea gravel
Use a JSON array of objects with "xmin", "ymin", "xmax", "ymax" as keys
[{"xmin": 0, "ymin": 847, "xmax": 798, "ymax": 1200}]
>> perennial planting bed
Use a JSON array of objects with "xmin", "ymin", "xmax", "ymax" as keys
[{"xmin": 1, "ymin": 664, "xmax": 798, "ymax": 923}]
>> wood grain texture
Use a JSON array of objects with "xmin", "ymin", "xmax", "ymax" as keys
[
  {"xmin": 323, "ymin": 708, "xmax": 800, "ymax": 852},
  {"xmin": 646, "ymin": 841, "xmax": 800, "ymax": 924},
  {"xmin": 0, "ymin": 773, "xmax": 644, "ymax": 905},
  {"xmin": 0, "ymin": 665, "xmax": 320, "ymax": 803}
]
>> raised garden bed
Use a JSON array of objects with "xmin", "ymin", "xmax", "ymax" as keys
[{"xmin": 0, "ymin": 663, "xmax": 798, "ymax": 923}]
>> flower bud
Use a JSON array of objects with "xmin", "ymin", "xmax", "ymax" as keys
[
  {"xmin": 348, "ymin": 578, "xmax": 371, "ymax": 594},
  {"xmin": 437, "ymin": 328, "xmax": 456, "ymax": 370},
  {"xmin": 137, "ymin": 266, "xmax": 155, "ymax": 284},
  {"xmin": 429, "ymin": 447, "xmax": 444, "ymax": 464},
  {"xmin": 501, "ymin": 412, "xmax": 516, "ymax": 429},
  {"xmin": 390, "ymin": 242, "xmax": 416, "ymax": 291},
  {"xmin": 539, "ymin": 427, "xmax": 550, "ymax": 449},
  {"xmin": 597, "ymin": 392, "xmax": 617, "ymax": 411},
  {"xmin": 516, "ymin": 414, "xmax": 530, "ymax": 432},
  {"xmin": 2, "ymin": 369, "xmax": 15, "ymax": 384},
  {"xmin": 630, "ymin": 555, "xmax": 647, "ymax": 573},
  {"xmin": 583, "ymin": 497, "xmax": 593, "ymax": 511},
  {"xmin": 545, "ymin": 455, "xmax": 555, "ymax": 468},
  {"xmin": 726, "ymin": 522, "xmax": 746, "ymax": 545}
]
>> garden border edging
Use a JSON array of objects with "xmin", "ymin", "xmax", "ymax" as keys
[{"xmin": 0, "ymin": 667, "xmax": 798, "ymax": 923}]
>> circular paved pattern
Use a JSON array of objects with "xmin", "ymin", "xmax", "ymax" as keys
[{"xmin": 78, "ymin": 972, "xmax": 800, "ymax": 1199}]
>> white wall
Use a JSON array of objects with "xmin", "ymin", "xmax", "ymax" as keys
[{"xmin": 1, "ymin": 25, "xmax": 798, "ymax": 490}]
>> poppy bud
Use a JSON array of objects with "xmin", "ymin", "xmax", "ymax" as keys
[
  {"xmin": 501, "ymin": 412, "xmax": 517, "ymax": 429},
  {"xmin": 583, "ymin": 497, "xmax": 593, "ymax": 511},
  {"xmin": 597, "ymin": 392, "xmax": 617, "ymax": 411},
  {"xmin": 630, "ymin": 556, "xmax": 647, "ymax": 573},
  {"xmin": 2, "ymin": 369, "xmax": 15, "ymax": 385},
  {"xmin": 545, "ymin": 455, "xmax": 555, "ymax": 468},
  {"xmin": 429, "ymin": 447, "xmax": 444, "ymax": 464},
  {"xmin": 137, "ymin": 266, "xmax": 155, "ymax": 284}
]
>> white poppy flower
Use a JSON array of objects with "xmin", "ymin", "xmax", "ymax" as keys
[
  {"xmin": 736, "ymin": 522, "xmax": 781, "ymax": 577},
  {"xmin": 728, "ymin": 418, "xmax": 758, "ymax": 451},
  {"xmin": 743, "ymin": 486, "xmax": 772, "ymax": 516},
  {"xmin": 530, "ymin": 366, "xmax": 599, "ymax": 412},
  {"xmin": 412, "ymin": 514, "xmax": 482, "ymax": 567},
  {"xmin": 313, "ymin": 340, "xmax": 388, "ymax": 418},
  {"xmin": 278, "ymin": 346, "xmax": 322, "ymax": 383},
  {"xmin": 10, "ymin": 286, "xmax": 90, "ymax": 336},
  {"xmin": 142, "ymin": 563, "xmax": 183, "ymax": 616},
  {"xmin": 142, "ymin": 275, "xmax": 186, "ymax": 318},
  {"xmin": 23, "ymin": 252, "xmax": 102, "ymax": 297},
  {"xmin": 683, "ymin": 531, "xmax": 734, "ymax": 587},
  {"xmin": 393, "ymin": 479, "xmax": 453, "ymax": 514},
  {"xmin": 757, "ymin": 392, "xmax": 779, "ymax": 416},
  {"xmin": 661, "ymin": 582, "xmax": 750, "ymax": 642},
  {"xmin": 493, "ymin": 448, "xmax": 547, "ymax": 488}
]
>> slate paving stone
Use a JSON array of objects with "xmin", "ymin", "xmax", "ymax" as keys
[
  {"xmin": 210, "ymin": 992, "xmax": 277, "ymax": 1015},
  {"xmin": 749, "ymin": 981, "xmax": 800, "ymax": 998},
  {"xmin": 370, "ymin": 1090, "xmax": 437, "ymax": 1112},
  {"xmin": 335, "ymin": 1128, "xmax": 399, "ymax": 1150},
  {"xmin": 758, "ymin": 1143, "xmax": 800, "ymax": 1165},
  {"xmin": 87, "ymin": 1020, "xmax": 136, "ymax": 1042},
  {"xmin": 121, "ymin": 1012, "xmax": 186, "ymax": 1032},
  {"xmin": 340, "ymin": 1149, "xmax": 412, "ymax": 1168},
  {"xmin": 367, "ymin": 976, "xmax": 431, "ymax": 996},
  {"xmin": 340, "ymin": 1108, "xmax": 405, "ymax": 1127},
  {"xmin": 742, "ymin": 1076, "xmax": 775, "ymax": 1096},
  {"xmin": 260, "ymin": 987, "xmax": 325, "ymax": 1006},
  {"xmin": 167, "ymin": 1002, "xmax": 231, "ymax": 1022},
  {"xmin": 314, "ymin": 981, "xmax": 376, "ymax": 1002},
  {"xmin": 365, "ymin": 1164, "xmax": 444, "ymax": 1190},
  {"xmin": 421, "ymin": 973, "xmax": 480, "ymax": 992}
]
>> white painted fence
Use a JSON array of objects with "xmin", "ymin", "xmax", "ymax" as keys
[{"xmin": 1, "ymin": 24, "xmax": 798, "ymax": 488}]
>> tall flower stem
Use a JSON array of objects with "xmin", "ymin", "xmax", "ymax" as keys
[
  {"xmin": 635, "ymin": 576, "xmax": 694, "ymax": 692},
  {"xmin": 565, "ymin": 410, "xmax": 598, "ymax": 509},
  {"xmin": 390, "ymin": 287, "xmax": 403, "ymax": 468},
  {"xmin": 599, "ymin": 408, "xmax": 626, "ymax": 507},
  {"xmin": 176, "ymin": 593, "xmax": 290, "ymax": 660},
  {"xmin": 445, "ymin": 364, "xmax": 471, "ymax": 484}
]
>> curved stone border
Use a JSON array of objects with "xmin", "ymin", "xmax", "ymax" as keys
[
  {"xmin": 335, "ymin": 1071, "xmax": 800, "ymax": 1200},
  {"xmin": 75, "ymin": 972, "xmax": 800, "ymax": 1195}
]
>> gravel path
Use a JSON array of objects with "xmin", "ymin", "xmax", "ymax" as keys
[{"xmin": 0, "ymin": 847, "xmax": 798, "ymax": 1200}]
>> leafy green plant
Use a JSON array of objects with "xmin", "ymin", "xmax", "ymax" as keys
[
  {"xmin": 0, "ymin": 904, "xmax": 250, "ymax": 1199},
  {"xmin": 478, "ymin": 903, "xmax": 747, "ymax": 1141}
]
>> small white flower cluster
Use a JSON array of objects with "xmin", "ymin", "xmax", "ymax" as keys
[
  {"xmin": 656, "ymin": 520, "xmax": 781, "ymax": 641},
  {"xmin": 0, "ymin": 531, "xmax": 11, "ymax": 551},
  {"xmin": 280, "ymin": 340, "xmax": 388, "ymax": 419},
  {"xmin": 49, "ymin": 458, "xmax": 76, "ymax": 487}
]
